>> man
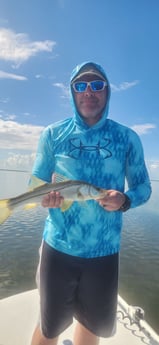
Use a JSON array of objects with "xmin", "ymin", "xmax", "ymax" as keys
[{"xmin": 31, "ymin": 62, "xmax": 151, "ymax": 345}]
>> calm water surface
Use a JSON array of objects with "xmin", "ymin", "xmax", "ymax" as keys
[{"xmin": 0, "ymin": 179, "xmax": 159, "ymax": 333}]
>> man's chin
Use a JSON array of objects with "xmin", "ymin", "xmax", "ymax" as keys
[
  {"xmin": 80, "ymin": 107, "xmax": 99, "ymax": 117},
  {"xmin": 80, "ymin": 112, "xmax": 102, "ymax": 122}
]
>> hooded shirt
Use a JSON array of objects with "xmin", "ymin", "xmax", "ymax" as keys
[{"xmin": 32, "ymin": 61, "xmax": 151, "ymax": 258}]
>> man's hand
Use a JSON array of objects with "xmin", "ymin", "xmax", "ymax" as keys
[
  {"xmin": 41, "ymin": 191, "xmax": 64, "ymax": 208},
  {"xmin": 98, "ymin": 190, "xmax": 126, "ymax": 211}
]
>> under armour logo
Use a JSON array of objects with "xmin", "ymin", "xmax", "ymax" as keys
[{"xmin": 68, "ymin": 138, "xmax": 112, "ymax": 159}]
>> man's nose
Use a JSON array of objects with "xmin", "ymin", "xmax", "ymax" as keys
[{"xmin": 84, "ymin": 85, "xmax": 93, "ymax": 96}]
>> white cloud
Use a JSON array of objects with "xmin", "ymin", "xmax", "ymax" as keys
[
  {"xmin": 35, "ymin": 74, "xmax": 44, "ymax": 79},
  {"xmin": 1, "ymin": 152, "xmax": 36, "ymax": 171},
  {"xmin": 0, "ymin": 112, "xmax": 17, "ymax": 120},
  {"xmin": 0, "ymin": 28, "xmax": 56, "ymax": 67},
  {"xmin": 23, "ymin": 112, "xmax": 31, "ymax": 117},
  {"xmin": 0, "ymin": 119, "xmax": 44, "ymax": 150},
  {"xmin": 0, "ymin": 70, "xmax": 27, "ymax": 80},
  {"xmin": 150, "ymin": 163, "xmax": 159, "ymax": 169},
  {"xmin": 0, "ymin": 97, "xmax": 9, "ymax": 103},
  {"xmin": 146, "ymin": 160, "xmax": 159, "ymax": 181},
  {"xmin": 131, "ymin": 123, "xmax": 156, "ymax": 135},
  {"xmin": 1, "ymin": 152, "xmax": 35, "ymax": 171},
  {"xmin": 147, "ymin": 160, "xmax": 159, "ymax": 169},
  {"xmin": 53, "ymin": 82, "xmax": 69, "ymax": 98},
  {"xmin": 111, "ymin": 80, "xmax": 139, "ymax": 92}
]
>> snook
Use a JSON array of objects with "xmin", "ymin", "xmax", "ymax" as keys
[{"xmin": 0, "ymin": 179, "xmax": 107, "ymax": 224}]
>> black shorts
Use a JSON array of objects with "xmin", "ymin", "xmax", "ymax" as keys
[{"xmin": 37, "ymin": 241, "xmax": 119, "ymax": 339}]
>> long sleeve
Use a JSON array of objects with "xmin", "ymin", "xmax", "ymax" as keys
[
  {"xmin": 125, "ymin": 131, "xmax": 151, "ymax": 208},
  {"xmin": 31, "ymin": 127, "xmax": 55, "ymax": 183}
]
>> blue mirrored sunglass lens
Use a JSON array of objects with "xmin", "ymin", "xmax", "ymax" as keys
[
  {"xmin": 91, "ymin": 81, "xmax": 105, "ymax": 90},
  {"xmin": 74, "ymin": 82, "xmax": 87, "ymax": 92}
]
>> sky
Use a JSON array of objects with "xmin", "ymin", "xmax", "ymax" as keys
[{"xmin": 0, "ymin": 0, "xmax": 159, "ymax": 189}]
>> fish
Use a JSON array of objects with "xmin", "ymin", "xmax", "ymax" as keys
[{"xmin": 0, "ymin": 176, "xmax": 107, "ymax": 224}]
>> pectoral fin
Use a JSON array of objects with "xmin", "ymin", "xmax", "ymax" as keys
[
  {"xmin": 23, "ymin": 203, "xmax": 38, "ymax": 210},
  {"xmin": 61, "ymin": 200, "xmax": 73, "ymax": 212}
]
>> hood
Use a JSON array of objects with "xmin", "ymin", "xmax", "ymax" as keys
[{"xmin": 70, "ymin": 61, "xmax": 111, "ymax": 130}]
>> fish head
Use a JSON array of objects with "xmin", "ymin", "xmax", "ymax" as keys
[
  {"xmin": 78, "ymin": 184, "xmax": 107, "ymax": 200},
  {"xmin": 77, "ymin": 184, "xmax": 91, "ymax": 199},
  {"xmin": 89, "ymin": 186, "xmax": 108, "ymax": 199}
]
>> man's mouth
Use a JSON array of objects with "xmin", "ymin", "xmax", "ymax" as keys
[{"xmin": 81, "ymin": 99, "xmax": 98, "ymax": 105}]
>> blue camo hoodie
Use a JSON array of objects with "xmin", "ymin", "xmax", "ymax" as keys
[{"xmin": 32, "ymin": 61, "xmax": 151, "ymax": 258}]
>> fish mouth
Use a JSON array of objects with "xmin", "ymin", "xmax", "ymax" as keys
[
  {"xmin": 100, "ymin": 189, "xmax": 108, "ymax": 197},
  {"xmin": 92, "ymin": 188, "xmax": 108, "ymax": 200}
]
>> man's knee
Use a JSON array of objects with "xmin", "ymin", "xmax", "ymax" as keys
[{"xmin": 31, "ymin": 325, "xmax": 58, "ymax": 345}]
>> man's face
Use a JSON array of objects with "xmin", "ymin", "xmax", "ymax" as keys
[{"xmin": 73, "ymin": 74, "xmax": 107, "ymax": 126}]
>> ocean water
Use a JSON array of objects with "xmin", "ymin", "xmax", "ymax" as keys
[{"xmin": 0, "ymin": 178, "xmax": 159, "ymax": 334}]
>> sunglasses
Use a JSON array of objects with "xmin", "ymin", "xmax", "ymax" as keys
[{"xmin": 72, "ymin": 80, "xmax": 107, "ymax": 93}]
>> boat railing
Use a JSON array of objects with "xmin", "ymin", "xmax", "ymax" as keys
[{"xmin": 118, "ymin": 295, "xmax": 159, "ymax": 344}]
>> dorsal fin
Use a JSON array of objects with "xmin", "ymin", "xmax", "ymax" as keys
[{"xmin": 52, "ymin": 173, "xmax": 69, "ymax": 183}]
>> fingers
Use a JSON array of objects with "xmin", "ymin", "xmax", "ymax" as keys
[
  {"xmin": 97, "ymin": 190, "xmax": 125, "ymax": 211},
  {"xmin": 98, "ymin": 196, "xmax": 109, "ymax": 208},
  {"xmin": 42, "ymin": 191, "xmax": 64, "ymax": 208}
]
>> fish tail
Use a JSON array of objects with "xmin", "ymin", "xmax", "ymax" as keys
[{"xmin": 0, "ymin": 199, "xmax": 12, "ymax": 224}]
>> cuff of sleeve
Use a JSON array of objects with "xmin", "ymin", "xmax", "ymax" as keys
[{"xmin": 119, "ymin": 194, "xmax": 131, "ymax": 212}]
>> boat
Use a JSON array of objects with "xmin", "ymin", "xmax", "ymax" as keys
[{"xmin": 0, "ymin": 289, "xmax": 158, "ymax": 345}]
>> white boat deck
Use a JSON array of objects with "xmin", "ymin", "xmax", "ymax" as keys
[{"xmin": 0, "ymin": 289, "xmax": 158, "ymax": 345}]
